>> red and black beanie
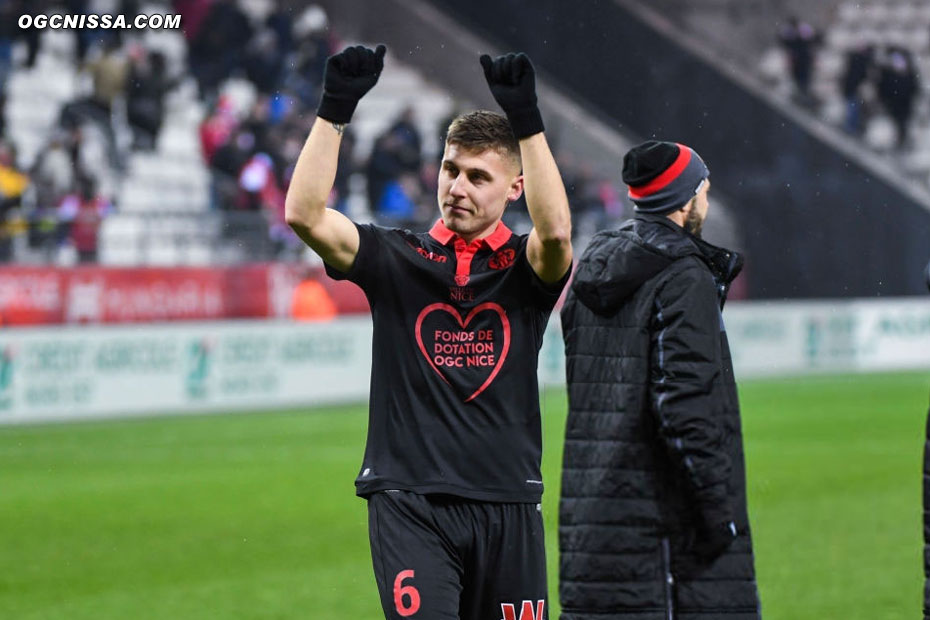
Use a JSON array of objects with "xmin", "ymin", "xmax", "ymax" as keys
[{"xmin": 622, "ymin": 140, "xmax": 709, "ymax": 214}]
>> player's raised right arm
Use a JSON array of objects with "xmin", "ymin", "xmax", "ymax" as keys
[
  {"xmin": 285, "ymin": 44, "xmax": 386, "ymax": 273},
  {"xmin": 285, "ymin": 116, "xmax": 359, "ymax": 272}
]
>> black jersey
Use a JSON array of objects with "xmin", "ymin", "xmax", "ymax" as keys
[{"xmin": 325, "ymin": 219, "xmax": 568, "ymax": 503}]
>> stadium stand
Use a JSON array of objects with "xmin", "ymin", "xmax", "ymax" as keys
[
  {"xmin": 661, "ymin": 0, "xmax": 930, "ymax": 184},
  {"xmin": 22, "ymin": 0, "xmax": 922, "ymax": 297},
  {"xmin": 406, "ymin": 0, "xmax": 930, "ymax": 298},
  {"xmin": 4, "ymin": 1, "xmax": 215, "ymax": 265},
  {"xmin": 762, "ymin": 2, "xmax": 930, "ymax": 173},
  {"xmin": 0, "ymin": 0, "xmax": 642, "ymax": 269}
]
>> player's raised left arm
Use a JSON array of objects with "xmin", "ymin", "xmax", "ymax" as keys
[
  {"xmin": 520, "ymin": 132, "xmax": 572, "ymax": 282},
  {"xmin": 480, "ymin": 53, "xmax": 572, "ymax": 283}
]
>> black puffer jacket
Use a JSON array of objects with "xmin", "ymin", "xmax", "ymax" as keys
[{"xmin": 559, "ymin": 215, "xmax": 760, "ymax": 619}]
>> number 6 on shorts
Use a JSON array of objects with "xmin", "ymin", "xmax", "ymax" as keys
[{"xmin": 393, "ymin": 570, "xmax": 421, "ymax": 616}]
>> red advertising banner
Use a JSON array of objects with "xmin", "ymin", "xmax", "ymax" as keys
[
  {"xmin": 0, "ymin": 265, "xmax": 369, "ymax": 326},
  {"xmin": 0, "ymin": 268, "xmax": 64, "ymax": 325}
]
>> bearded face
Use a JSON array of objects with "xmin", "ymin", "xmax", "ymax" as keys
[
  {"xmin": 684, "ymin": 205, "xmax": 705, "ymax": 237},
  {"xmin": 683, "ymin": 179, "xmax": 710, "ymax": 237}
]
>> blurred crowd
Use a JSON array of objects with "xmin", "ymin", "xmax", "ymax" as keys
[
  {"xmin": 841, "ymin": 41, "xmax": 920, "ymax": 147},
  {"xmin": 0, "ymin": 0, "xmax": 626, "ymax": 265},
  {"xmin": 195, "ymin": 1, "xmax": 336, "ymax": 258},
  {"xmin": 0, "ymin": 0, "xmax": 171, "ymax": 263},
  {"xmin": 777, "ymin": 14, "xmax": 924, "ymax": 151},
  {"xmin": 192, "ymin": 1, "xmax": 625, "ymax": 258}
]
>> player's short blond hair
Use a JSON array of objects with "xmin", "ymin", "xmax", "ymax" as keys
[{"xmin": 444, "ymin": 111, "xmax": 521, "ymax": 170}]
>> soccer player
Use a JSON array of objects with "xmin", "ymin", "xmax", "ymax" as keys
[{"xmin": 285, "ymin": 44, "xmax": 572, "ymax": 620}]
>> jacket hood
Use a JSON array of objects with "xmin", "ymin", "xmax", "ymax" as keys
[{"xmin": 571, "ymin": 215, "xmax": 742, "ymax": 314}]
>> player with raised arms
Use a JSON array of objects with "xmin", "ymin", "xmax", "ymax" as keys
[{"xmin": 285, "ymin": 43, "xmax": 572, "ymax": 619}]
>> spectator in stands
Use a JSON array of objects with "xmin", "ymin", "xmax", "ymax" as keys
[
  {"xmin": 374, "ymin": 173, "xmax": 422, "ymax": 229},
  {"xmin": 29, "ymin": 133, "xmax": 75, "ymax": 258},
  {"xmin": 261, "ymin": 106, "xmax": 304, "ymax": 186},
  {"xmin": 59, "ymin": 37, "xmax": 128, "ymax": 169},
  {"xmin": 85, "ymin": 37, "xmax": 129, "ymax": 120},
  {"xmin": 0, "ymin": 1, "xmax": 16, "ymax": 93},
  {"xmin": 265, "ymin": 1, "xmax": 296, "ymax": 61},
  {"xmin": 0, "ymin": 140, "xmax": 29, "ymax": 261},
  {"xmin": 240, "ymin": 98, "xmax": 275, "ymax": 158},
  {"xmin": 199, "ymin": 95, "xmax": 239, "ymax": 165},
  {"xmin": 65, "ymin": 0, "xmax": 93, "ymax": 64},
  {"xmin": 18, "ymin": 0, "xmax": 45, "ymax": 69},
  {"xmin": 31, "ymin": 135, "xmax": 75, "ymax": 206},
  {"xmin": 189, "ymin": 0, "xmax": 252, "ymax": 101},
  {"xmin": 210, "ymin": 128, "xmax": 255, "ymax": 210},
  {"xmin": 387, "ymin": 106, "xmax": 423, "ymax": 174},
  {"xmin": 126, "ymin": 47, "xmax": 179, "ymax": 150},
  {"xmin": 841, "ymin": 41, "xmax": 875, "ymax": 135},
  {"xmin": 777, "ymin": 16, "xmax": 820, "ymax": 104},
  {"xmin": 268, "ymin": 90, "xmax": 298, "ymax": 127},
  {"xmin": 58, "ymin": 175, "xmax": 111, "ymax": 264},
  {"xmin": 286, "ymin": 5, "xmax": 332, "ymax": 109},
  {"xmin": 290, "ymin": 266, "xmax": 337, "ymax": 322},
  {"xmin": 877, "ymin": 46, "xmax": 920, "ymax": 150},
  {"xmin": 57, "ymin": 126, "xmax": 107, "ymax": 200},
  {"xmin": 173, "ymin": 0, "xmax": 212, "ymax": 44},
  {"xmin": 365, "ymin": 133, "xmax": 403, "ymax": 216},
  {"xmin": 0, "ymin": 141, "xmax": 28, "ymax": 203},
  {"xmin": 365, "ymin": 109, "xmax": 423, "ymax": 216},
  {"xmin": 238, "ymin": 150, "xmax": 302, "ymax": 257},
  {"xmin": 238, "ymin": 151, "xmax": 282, "ymax": 212},
  {"xmin": 77, "ymin": 0, "xmax": 138, "ymax": 62},
  {"xmin": 244, "ymin": 27, "xmax": 287, "ymax": 96}
]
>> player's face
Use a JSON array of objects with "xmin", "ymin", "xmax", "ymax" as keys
[
  {"xmin": 684, "ymin": 179, "xmax": 711, "ymax": 237},
  {"xmin": 438, "ymin": 143, "xmax": 523, "ymax": 242}
]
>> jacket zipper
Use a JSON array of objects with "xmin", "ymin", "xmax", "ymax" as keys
[{"xmin": 662, "ymin": 537, "xmax": 675, "ymax": 620}]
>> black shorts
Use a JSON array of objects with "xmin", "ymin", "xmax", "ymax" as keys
[{"xmin": 368, "ymin": 490, "xmax": 548, "ymax": 620}]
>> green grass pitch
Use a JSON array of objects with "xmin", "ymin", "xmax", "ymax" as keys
[{"xmin": 1, "ymin": 371, "xmax": 928, "ymax": 619}]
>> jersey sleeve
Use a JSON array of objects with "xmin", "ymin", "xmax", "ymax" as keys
[
  {"xmin": 517, "ymin": 236, "xmax": 571, "ymax": 312},
  {"xmin": 323, "ymin": 222, "xmax": 383, "ymax": 293}
]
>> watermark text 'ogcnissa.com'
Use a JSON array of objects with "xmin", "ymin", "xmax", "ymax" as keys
[{"xmin": 19, "ymin": 13, "xmax": 182, "ymax": 30}]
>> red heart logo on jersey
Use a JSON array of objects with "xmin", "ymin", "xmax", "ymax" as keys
[{"xmin": 414, "ymin": 302, "xmax": 511, "ymax": 402}]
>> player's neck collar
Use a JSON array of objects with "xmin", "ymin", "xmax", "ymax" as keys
[{"xmin": 429, "ymin": 219, "xmax": 512, "ymax": 250}]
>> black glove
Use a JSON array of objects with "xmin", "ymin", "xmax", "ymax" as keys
[
  {"xmin": 924, "ymin": 258, "xmax": 930, "ymax": 292},
  {"xmin": 317, "ymin": 44, "xmax": 386, "ymax": 124},
  {"xmin": 479, "ymin": 52, "xmax": 544, "ymax": 139},
  {"xmin": 692, "ymin": 520, "xmax": 738, "ymax": 560}
]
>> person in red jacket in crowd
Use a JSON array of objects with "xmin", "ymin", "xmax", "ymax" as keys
[{"xmin": 58, "ymin": 175, "xmax": 112, "ymax": 263}]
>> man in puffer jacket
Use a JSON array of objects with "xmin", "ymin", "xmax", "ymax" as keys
[{"xmin": 559, "ymin": 141, "xmax": 761, "ymax": 619}]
